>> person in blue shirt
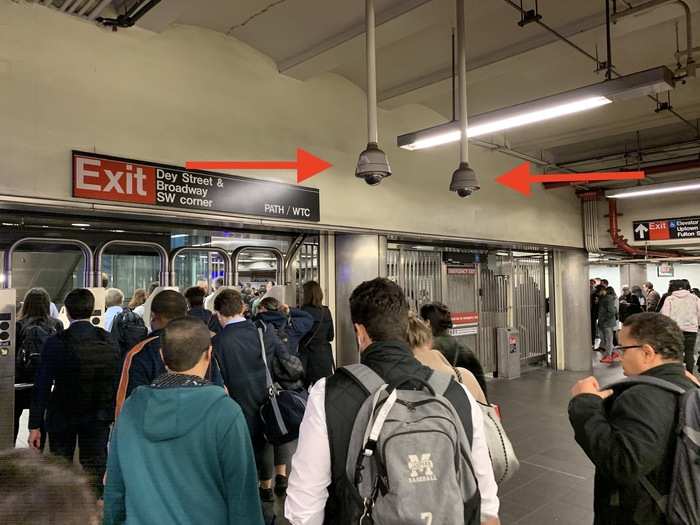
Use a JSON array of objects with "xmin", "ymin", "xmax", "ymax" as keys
[
  {"xmin": 104, "ymin": 317, "xmax": 263, "ymax": 525},
  {"xmin": 104, "ymin": 288, "xmax": 125, "ymax": 332}
]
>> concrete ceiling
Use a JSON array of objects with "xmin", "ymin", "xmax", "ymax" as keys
[{"xmin": 131, "ymin": 0, "xmax": 700, "ymax": 180}]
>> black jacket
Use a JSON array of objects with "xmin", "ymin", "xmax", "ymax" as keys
[
  {"xmin": 299, "ymin": 305, "xmax": 335, "ymax": 384},
  {"xmin": 255, "ymin": 308, "xmax": 314, "ymax": 355},
  {"xmin": 15, "ymin": 316, "xmax": 63, "ymax": 383},
  {"xmin": 568, "ymin": 363, "xmax": 697, "ymax": 524},
  {"xmin": 213, "ymin": 319, "xmax": 288, "ymax": 443},
  {"xmin": 187, "ymin": 306, "xmax": 213, "ymax": 325},
  {"xmin": 323, "ymin": 341, "xmax": 479, "ymax": 525},
  {"xmin": 30, "ymin": 321, "xmax": 119, "ymax": 431}
]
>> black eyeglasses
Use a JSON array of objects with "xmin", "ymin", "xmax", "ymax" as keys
[{"xmin": 613, "ymin": 345, "xmax": 642, "ymax": 354}]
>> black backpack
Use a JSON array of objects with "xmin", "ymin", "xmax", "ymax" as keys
[
  {"xmin": 62, "ymin": 329, "xmax": 119, "ymax": 416},
  {"xmin": 16, "ymin": 320, "xmax": 58, "ymax": 383},
  {"xmin": 111, "ymin": 308, "xmax": 148, "ymax": 359}
]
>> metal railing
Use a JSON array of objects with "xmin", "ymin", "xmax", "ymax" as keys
[{"xmin": 3, "ymin": 237, "xmax": 93, "ymax": 289}]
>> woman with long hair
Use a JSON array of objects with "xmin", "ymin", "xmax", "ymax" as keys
[
  {"xmin": 14, "ymin": 288, "xmax": 63, "ymax": 447},
  {"xmin": 298, "ymin": 281, "xmax": 335, "ymax": 386},
  {"xmin": 420, "ymin": 302, "xmax": 488, "ymax": 397}
]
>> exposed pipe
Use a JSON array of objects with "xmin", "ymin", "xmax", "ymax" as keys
[
  {"xmin": 612, "ymin": 0, "xmax": 695, "ymax": 76},
  {"xmin": 591, "ymin": 256, "xmax": 700, "ymax": 264},
  {"xmin": 456, "ymin": 0, "xmax": 468, "ymax": 165},
  {"xmin": 605, "ymin": 0, "xmax": 613, "ymax": 80},
  {"xmin": 366, "ymin": 0, "xmax": 378, "ymax": 146},
  {"xmin": 607, "ymin": 199, "xmax": 683, "ymax": 257},
  {"xmin": 501, "ymin": 0, "xmax": 699, "ymax": 134}
]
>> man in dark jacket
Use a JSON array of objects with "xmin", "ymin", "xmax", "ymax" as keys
[
  {"xmin": 212, "ymin": 288, "xmax": 289, "ymax": 504},
  {"xmin": 104, "ymin": 317, "xmax": 263, "ymax": 525},
  {"xmin": 28, "ymin": 288, "xmax": 120, "ymax": 498},
  {"xmin": 115, "ymin": 290, "xmax": 223, "ymax": 416},
  {"xmin": 255, "ymin": 296, "xmax": 313, "ymax": 354},
  {"xmin": 185, "ymin": 285, "xmax": 214, "ymax": 325},
  {"xmin": 569, "ymin": 312, "xmax": 698, "ymax": 525}
]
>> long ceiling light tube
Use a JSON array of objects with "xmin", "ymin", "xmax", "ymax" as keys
[
  {"xmin": 398, "ymin": 66, "xmax": 675, "ymax": 151},
  {"xmin": 605, "ymin": 178, "xmax": 700, "ymax": 198}
]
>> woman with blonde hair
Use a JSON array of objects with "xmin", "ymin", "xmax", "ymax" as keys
[
  {"xmin": 127, "ymin": 289, "xmax": 147, "ymax": 311},
  {"xmin": 406, "ymin": 311, "xmax": 486, "ymax": 404}
]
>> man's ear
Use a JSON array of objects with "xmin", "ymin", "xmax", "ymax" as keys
[{"xmin": 642, "ymin": 343, "xmax": 657, "ymax": 362}]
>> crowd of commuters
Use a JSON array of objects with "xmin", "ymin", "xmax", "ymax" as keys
[
  {"xmin": 590, "ymin": 277, "xmax": 700, "ymax": 373},
  {"xmin": 10, "ymin": 270, "xmax": 699, "ymax": 525}
]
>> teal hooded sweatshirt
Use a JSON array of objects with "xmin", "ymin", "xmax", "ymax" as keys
[{"xmin": 103, "ymin": 380, "xmax": 263, "ymax": 525}]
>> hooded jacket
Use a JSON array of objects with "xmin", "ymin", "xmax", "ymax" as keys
[
  {"xmin": 103, "ymin": 376, "xmax": 263, "ymax": 525},
  {"xmin": 255, "ymin": 307, "xmax": 314, "ymax": 354},
  {"xmin": 660, "ymin": 290, "xmax": 700, "ymax": 333}
]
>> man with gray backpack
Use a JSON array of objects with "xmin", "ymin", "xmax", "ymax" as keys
[
  {"xmin": 569, "ymin": 312, "xmax": 699, "ymax": 525},
  {"xmin": 285, "ymin": 278, "xmax": 499, "ymax": 525}
]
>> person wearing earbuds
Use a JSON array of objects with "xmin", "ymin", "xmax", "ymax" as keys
[
  {"xmin": 103, "ymin": 317, "xmax": 263, "ymax": 525},
  {"xmin": 568, "ymin": 312, "xmax": 698, "ymax": 524}
]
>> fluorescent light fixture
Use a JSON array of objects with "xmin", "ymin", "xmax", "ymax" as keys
[
  {"xmin": 398, "ymin": 66, "xmax": 675, "ymax": 151},
  {"xmin": 171, "ymin": 234, "xmax": 188, "ymax": 239},
  {"xmin": 606, "ymin": 179, "xmax": 700, "ymax": 199},
  {"xmin": 72, "ymin": 223, "xmax": 91, "ymax": 227}
]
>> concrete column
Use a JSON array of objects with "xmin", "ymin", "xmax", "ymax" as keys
[
  {"xmin": 334, "ymin": 234, "xmax": 387, "ymax": 366},
  {"xmin": 620, "ymin": 263, "xmax": 647, "ymax": 289},
  {"xmin": 553, "ymin": 249, "xmax": 592, "ymax": 372}
]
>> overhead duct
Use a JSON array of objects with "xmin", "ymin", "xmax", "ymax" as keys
[
  {"xmin": 450, "ymin": 0, "xmax": 479, "ymax": 197},
  {"xmin": 355, "ymin": 0, "xmax": 392, "ymax": 186}
]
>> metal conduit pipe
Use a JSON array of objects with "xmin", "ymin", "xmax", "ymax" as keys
[
  {"xmin": 581, "ymin": 193, "xmax": 602, "ymax": 254},
  {"xmin": 3, "ymin": 237, "xmax": 94, "ymax": 289},
  {"xmin": 232, "ymin": 246, "xmax": 285, "ymax": 287},
  {"xmin": 613, "ymin": 0, "xmax": 695, "ymax": 75},
  {"xmin": 592, "ymin": 256, "xmax": 700, "ymax": 264},
  {"xmin": 170, "ymin": 247, "xmax": 233, "ymax": 287},
  {"xmin": 607, "ymin": 199, "xmax": 683, "ymax": 258},
  {"xmin": 95, "ymin": 240, "xmax": 170, "ymax": 287}
]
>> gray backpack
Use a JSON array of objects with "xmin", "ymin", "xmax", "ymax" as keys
[
  {"xmin": 604, "ymin": 376, "xmax": 700, "ymax": 524},
  {"xmin": 343, "ymin": 364, "xmax": 480, "ymax": 525}
]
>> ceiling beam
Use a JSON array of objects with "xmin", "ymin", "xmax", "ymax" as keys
[
  {"xmin": 278, "ymin": 0, "xmax": 448, "ymax": 80},
  {"xmin": 379, "ymin": 12, "xmax": 603, "ymax": 106}
]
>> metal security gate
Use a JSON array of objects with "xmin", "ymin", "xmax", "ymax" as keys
[
  {"xmin": 478, "ymin": 261, "xmax": 509, "ymax": 374},
  {"xmin": 291, "ymin": 238, "xmax": 320, "ymax": 305},
  {"xmin": 387, "ymin": 249, "xmax": 442, "ymax": 312},
  {"xmin": 513, "ymin": 255, "xmax": 548, "ymax": 362}
]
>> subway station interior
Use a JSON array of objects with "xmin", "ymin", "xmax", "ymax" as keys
[{"xmin": 1, "ymin": 1, "xmax": 700, "ymax": 524}]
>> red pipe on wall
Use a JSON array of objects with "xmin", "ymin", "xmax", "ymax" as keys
[{"xmin": 607, "ymin": 199, "xmax": 682, "ymax": 258}]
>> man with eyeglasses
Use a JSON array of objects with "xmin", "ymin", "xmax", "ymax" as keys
[{"xmin": 568, "ymin": 312, "xmax": 698, "ymax": 524}]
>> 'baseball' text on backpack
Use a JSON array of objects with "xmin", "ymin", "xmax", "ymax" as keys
[
  {"xmin": 342, "ymin": 364, "xmax": 481, "ymax": 525},
  {"xmin": 603, "ymin": 375, "xmax": 700, "ymax": 525}
]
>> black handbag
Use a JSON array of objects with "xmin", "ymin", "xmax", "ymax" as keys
[{"xmin": 258, "ymin": 327, "xmax": 308, "ymax": 445}]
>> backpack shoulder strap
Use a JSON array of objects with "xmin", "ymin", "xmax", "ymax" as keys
[
  {"xmin": 338, "ymin": 363, "xmax": 386, "ymax": 395},
  {"xmin": 114, "ymin": 336, "xmax": 158, "ymax": 420},
  {"xmin": 601, "ymin": 375, "xmax": 687, "ymax": 395},
  {"xmin": 427, "ymin": 369, "xmax": 453, "ymax": 396}
]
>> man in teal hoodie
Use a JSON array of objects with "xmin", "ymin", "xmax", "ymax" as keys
[{"xmin": 103, "ymin": 317, "xmax": 264, "ymax": 525}]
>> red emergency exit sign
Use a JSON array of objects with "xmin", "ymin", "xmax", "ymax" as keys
[{"xmin": 649, "ymin": 221, "xmax": 671, "ymax": 241}]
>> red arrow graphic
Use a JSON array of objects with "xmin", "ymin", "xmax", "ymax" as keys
[
  {"xmin": 186, "ymin": 149, "xmax": 332, "ymax": 184},
  {"xmin": 497, "ymin": 162, "xmax": 645, "ymax": 196}
]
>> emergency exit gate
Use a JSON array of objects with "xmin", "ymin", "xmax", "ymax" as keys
[{"xmin": 387, "ymin": 247, "xmax": 549, "ymax": 374}]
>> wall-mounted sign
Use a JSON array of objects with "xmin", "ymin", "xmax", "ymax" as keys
[
  {"xmin": 447, "ymin": 266, "xmax": 477, "ymax": 275},
  {"xmin": 72, "ymin": 151, "xmax": 320, "ymax": 222},
  {"xmin": 451, "ymin": 311, "xmax": 479, "ymax": 325},
  {"xmin": 443, "ymin": 252, "xmax": 485, "ymax": 265},
  {"xmin": 633, "ymin": 216, "xmax": 700, "ymax": 242},
  {"xmin": 449, "ymin": 326, "xmax": 478, "ymax": 337},
  {"xmin": 657, "ymin": 262, "xmax": 674, "ymax": 277}
]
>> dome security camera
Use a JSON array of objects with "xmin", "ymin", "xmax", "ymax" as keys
[
  {"xmin": 356, "ymin": 143, "xmax": 391, "ymax": 186},
  {"xmin": 450, "ymin": 162, "xmax": 480, "ymax": 198}
]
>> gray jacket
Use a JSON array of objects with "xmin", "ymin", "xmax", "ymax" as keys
[{"xmin": 597, "ymin": 294, "xmax": 618, "ymax": 329}]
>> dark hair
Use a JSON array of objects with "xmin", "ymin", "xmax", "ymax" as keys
[
  {"xmin": 644, "ymin": 281, "xmax": 654, "ymax": 289},
  {"xmin": 148, "ymin": 282, "xmax": 160, "ymax": 294},
  {"xmin": 214, "ymin": 277, "xmax": 225, "ymax": 289},
  {"xmin": 184, "ymin": 286, "xmax": 206, "ymax": 308},
  {"xmin": 18, "ymin": 288, "xmax": 51, "ymax": 321},
  {"xmin": 419, "ymin": 302, "xmax": 453, "ymax": 337},
  {"xmin": 629, "ymin": 294, "xmax": 641, "ymax": 307},
  {"xmin": 349, "ymin": 278, "xmax": 409, "ymax": 343},
  {"xmin": 623, "ymin": 312, "xmax": 684, "ymax": 361},
  {"xmin": 680, "ymin": 279, "xmax": 691, "ymax": 291},
  {"xmin": 595, "ymin": 284, "xmax": 606, "ymax": 294},
  {"xmin": 668, "ymin": 280, "xmax": 684, "ymax": 293},
  {"xmin": 161, "ymin": 317, "xmax": 211, "ymax": 372},
  {"xmin": 601, "ymin": 279, "xmax": 609, "ymax": 286},
  {"xmin": 259, "ymin": 297, "xmax": 280, "ymax": 312},
  {"xmin": 606, "ymin": 286, "xmax": 616, "ymax": 296},
  {"xmin": 303, "ymin": 281, "xmax": 324, "ymax": 307},
  {"xmin": 693, "ymin": 288, "xmax": 700, "ymax": 299},
  {"xmin": 150, "ymin": 290, "xmax": 187, "ymax": 321},
  {"xmin": 214, "ymin": 289, "xmax": 244, "ymax": 317},
  {"xmin": 64, "ymin": 289, "xmax": 94, "ymax": 320},
  {"xmin": 0, "ymin": 449, "xmax": 97, "ymax": 525}
]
